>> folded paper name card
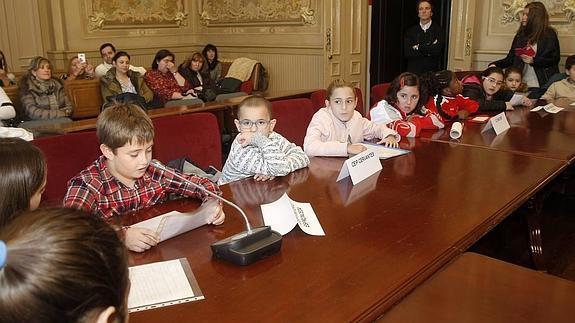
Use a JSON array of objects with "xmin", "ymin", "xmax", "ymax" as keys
[
  {"xmin": 261, "ymin": 193, "xmax": 324, "ymax": 236},
  {"xmin": 336, "ymin": 148, "xmax": 382, "ymax": 185},
  {"xmin": 481, "ymin": 112, "xmax": 510, "ymax": 136}
]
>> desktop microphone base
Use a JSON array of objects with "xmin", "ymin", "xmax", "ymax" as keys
[{"xmin": 211, "ymin": 226, "xmax": 282, "ymax": 266}]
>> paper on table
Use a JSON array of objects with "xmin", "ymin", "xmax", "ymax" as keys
[
  {"xmin": 509, "ymin": 93, "xmax": 525, "ymax": 106},
  {"xmin": 261, "ymin": 193, "xmax": 324, "ymax": 236},
  {"xmin": 128, "ymin": 258, "xmax": 204, "ymax": 312},
  {"xmin": 531, "ymin": 103, "xmax": 564, "ymax": 114},
  {"xmin": 360, "ymin": 142, "xmax": 410, "ymax": 159},
  {"xmin": 570, "ymin": 102, "xmax": 575, "ymax": 106},
  {"xmin": 131, "ymin": 200, "xmax": 217, "ymax": 242}
]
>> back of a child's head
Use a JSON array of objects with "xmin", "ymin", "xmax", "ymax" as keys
[
  {"xmin": 97, "ymin": 103, "xmax": 154, "ymax": 151},
  {"xmin": 419, "ymin": 70, "xmax": 455, "ymax": 98},
  {"xmin": 566, "ymin": 55, "xmax": 575, "ymax": 71},
  {"xmin": 0, "ymin": 138, "xmax": 45, "ymax": 228},
  {"xmin": 237, "ymin": 95, "xmax": 273, "ymax": 119},
  {"xmin": 0, "ymin": 208, "xmax": 129, "ymax": 323},
  {"xmin": 388, "ymin": 72, "xmax": 425, "ymax": 112},
  {"xmin": 326, "ymin": 79, "xmax": 356, "ymax": 100}
]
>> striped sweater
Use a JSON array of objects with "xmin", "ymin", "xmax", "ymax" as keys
[{"xmin": 218, "ymin": 132, "xmax": 310, "ymax": 185}]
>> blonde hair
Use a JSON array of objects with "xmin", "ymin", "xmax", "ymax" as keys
[
  {"xmin": 27, "ymin": 56, "xmax": 52, "ymax": 73},
  {"xmin": 326, "ymin": 79, "xmax": 356, "ymax": 100},
  {"xmin": 96, "ymin": 103, "xmax": 154, "ymax": 151}
]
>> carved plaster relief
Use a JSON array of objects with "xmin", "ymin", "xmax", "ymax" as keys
[
  {"xmin": 501, "ymin": 0, "xmax": 575, "ymax": 24},
  {"xmin": 198, "ymin": 0, "xmax": 316, "ymax": 26},
  {"xmin": 87, "ymin": 0, "xmax": 188, "ymax": 31}
]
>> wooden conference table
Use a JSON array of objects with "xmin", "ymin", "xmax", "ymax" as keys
[{"xmin": 128, "ymin": 140, "xmax": 565, "ymax": 322}]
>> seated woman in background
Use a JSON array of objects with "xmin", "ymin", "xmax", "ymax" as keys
[
  {"xmin": 0, "ymin": 86, "xmax": 16, "ymax": 126},
  {"xmin": 101, "ymin": 51, "xmax": 153, "ymax": 107},
  {"xmin": 61, "ymin": 56, "xmax": 95, "ymax": 81},
  {"xmin": 503, "ymin": 66, "xmax": 529, "ymax": 93},
  {"xmin": 0, "ymin": 50, "xmax": 16, "ymax": 87},
  {"xmin": 144, "ymin": 49, "xmax": 196, "ymax": 106},
  {"xmin": 0, "ymin": 208, "xmax": 129, "ymax": 323},
  {"xmin": 178, "ymin": 52, "xmax": 216, "ymax": 101},
  {"xmin": 19, "ymin": 56, "xmax": 73, "ymax": 125},
  {"xmin": 462, "ymin": 66, "xmax": 529, "ymax": 112},
  {"xmin": 0, "ymin": 137, "xmax": 46, "ymax": 228},
  {"xmin": 202, "ymin": 44, "xmax": 223, "ymax": 84}
]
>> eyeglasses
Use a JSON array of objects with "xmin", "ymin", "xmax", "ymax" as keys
[
  {"xmin": 484, "ymin": 77, "xmax": 503, "ymax": 86},
  {"xmin": 238, "ymin": 119, "xmax": 270, "ymax": 129}
]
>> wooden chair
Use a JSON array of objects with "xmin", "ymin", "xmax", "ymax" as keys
[
  {"xmin": 271, "ymin": 98, "xmax": 315, "ymax": 147},
  {"xmin": 65, "ymin": 78, "xmax": 103, "ymax": 119},
  {"xmin": 153, "ymin": 113, "xmax": 223, "ymax": 169},
  {"xmin": 370, "ymin": 83, "xmax": 391, "ymax": 107},
  {"xmin": 32, "ymin": 131, "xmax": 100, "ymax": 203}
]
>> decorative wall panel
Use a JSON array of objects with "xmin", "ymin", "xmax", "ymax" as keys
[
  {"xmin": 501, "ymin": 0, "xmax": 575, "ymax": 24},
  {"xmin": 87, "ymin": 0, "xmax": 188, "ymax": 31},
  {"xmin": 198, "ymin": 0, "xmax": 316, "ymax": 26}
]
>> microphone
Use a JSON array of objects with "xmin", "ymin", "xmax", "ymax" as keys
[{"xmin": 150, "ymin": 160, "xmax": 282, "ymax": 266}]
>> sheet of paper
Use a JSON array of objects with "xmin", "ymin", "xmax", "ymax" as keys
[
  {"xmin": 570, "ymin": 102, "xmax": 575, "ymax": 106},
  {"xmin": 531, "ymin": 103, "xmax": 564, "ymax": 113},
  {"xmin": 261, "ymin": 193, "xmax": 298, "ymax": 235},
  {"xmin": 509, "ymin": 93, "xmax": 525, "ymax": 106},
  {"xmin": 131, "ymin": 200, "xmax": 216, "ymax": 242},
  {"xmin": 361, "ymin": 142, "xmax": 411, "ymax": 159},
  {"xmin": 261, "ymin": 193, "xmax": 324, "ymax": 236},
  {"xmin": 128, "ymin": 258, "xmax": 204, "ymax": 312}
]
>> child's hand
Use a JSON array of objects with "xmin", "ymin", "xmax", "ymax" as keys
[
  {"xmin": 210, "ymin": 204, "xmax": 225, "ymax": 225},
  {"xmin": 347, "ymin": 143, "xmax": 367, "ymax": 155},
  {"xmin": 125, "ymin": 227, "xmax": 159, "ymax": 253},
  {"xmin": 377, "ymin": 136, "xmax": 399, "ymax": 148},
  {"xmin": 457, "ymin": 110, "xmax": 470, "ymax": 120},
  {"xmin": 505, "ymin": 102, "xmax": 515, "ymax": 111},
  {"xmin": 522, "ymin": 97, "xmax": 534, "ymax": 107},
  {"xmin": 254, "ymin": 173, "xmax": 275, "ymax": 181},
  {"xmin": 236, "ymin": 132, "xmax": 256, "ymax": 147}
]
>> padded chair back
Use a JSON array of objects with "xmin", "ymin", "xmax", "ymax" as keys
[
  {"xmin": 65, "ymin": 78, "xmax": 103, "ymax": 119},
  {"xmin": 371, "ymin": 83, "xmax": 391, "ymax": 107},
  {"xmin": 310, "ymin": 88, "xmax": 365, "ymax": 116},
  {"xmin": 271, "ymin": 98, "xmax": 315, "ymax": 147},
  {"xmin": 32, "ymin": 131, "xmax": 100, "ymax": 203},
  {"xmin": 153, "ymin": 113, "xmax": 222, "ymax": 169}
]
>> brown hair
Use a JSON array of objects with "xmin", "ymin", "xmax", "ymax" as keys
[
  {"xmin": 0, "ymin": 138, "xmax": 46, "ymax": 228},
  {"xmin": 27, "ymin": 56, "xmax": 53, "ymax": 74},
  {"xmin": 96, "ymin": 103, "xmax": 154, "ymax": 151},
  {"xmin": 181, "ymin": 52, "xmax": 205, "ymax": 70},
  {"xmin": 0, "ymin": 208, "xmax": 129, "ymax": 323},
  {"xmin": 519, "ymin": 1, "xmax": 550, "ymax": 44},
  {"xmin": 388, "ymin": 72, "xmax": 425, "ymax": 114},
  {"xmin": 326, "ymin": 78, "xmax": 356, "ymax": 101},
  {"xmin": 237, "ymin": 95, "xmax": 273, "ymax": 119}
]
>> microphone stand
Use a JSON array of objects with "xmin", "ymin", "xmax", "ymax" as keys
[{"xmin": 150, "ymin": 160, "xmax": 282, "ymax": 265}]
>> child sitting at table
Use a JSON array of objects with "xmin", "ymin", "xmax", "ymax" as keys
[
  {"xmin": 219, "ymin": 96, "xmax": 309, "ymax": 185},
  {"xmin": 421, "ymin": 70, "xmax": 480, "ymax": 121},
  {"xmin": 63, "ymin": 103, "xmax": 225, "ymax": 252},
  {"xmin": 0, "ymin": 208, "xmax": 129, "ymax": 323},
  {"xmin": 503, "ymin": 66, "xmax": 529, "ymax": 93},
  {"xmin": 370, "ymin": 72, "xmax": 444, "ymax": 137},
  {"xmin": 541, "ymin": 55, "xmax": 575, "ymax": 103},
  {"xmin": 304, "ymin": 79, "xmax": 400, "ymax": 157}
]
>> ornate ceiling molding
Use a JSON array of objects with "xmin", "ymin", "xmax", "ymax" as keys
[
  {"xmin": 501, "ymin": 0, "xmax": 575, "ymax": 25},
  {"xmin": 87, "ymin": 0, "xmax": 188, "ymax": 31},
  {"xmin": 198, "ymin": 0, "xmax": 316, "ymax": 27}
]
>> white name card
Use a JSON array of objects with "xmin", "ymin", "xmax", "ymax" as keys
[
  {"xmin": 336, "ymin": 149, "xmax": 382, "ymax": 185},
  {"xmin": 481, "ymin": 112, "xmax": 510, "ymax": 136}
]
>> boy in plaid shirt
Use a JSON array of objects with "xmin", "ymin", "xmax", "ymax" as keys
[{"xmin": 63, "ymin": 103, "xmax": 225, "ymax": 252}]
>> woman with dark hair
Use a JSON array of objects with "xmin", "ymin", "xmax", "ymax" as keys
[
  {"xmin": 490, "ymin": 1, "xmax": 560, "ymax": 91},
  {"xmin": 202, "ymin": 44, "xmax": 223, "ymax": 84},
  {"xmin": 179, "ymin": 52, "xmax": 216, "ymax": 101},
  {"xmin": 0, "ymin": 208, "xmax": 129, "ymax": 323},
  {"xmin": 0, "ymin": 50, "xmax": 16, "ymax": 87},
  {"xmin": 19, "ymin": 56, "xmax": 73, "ymax": 126},
  {"xmin": 101, "ymin": 51, "xmax": 153, "ymax": 106},
  {"xmin": 0, "ymin": 137, "xmax": 46, "ymax": 228},
  {"xmin": 462, "ymin": 66, "xmax": 517, "ymax": 112},
  {"xmin": 144, "ymin": 49, "xmax": 195, "ymax": 106}
]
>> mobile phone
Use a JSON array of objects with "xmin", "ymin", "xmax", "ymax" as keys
[{"xmin": 77, "ymin": 53, "xmax": 86, "ymax": 63}]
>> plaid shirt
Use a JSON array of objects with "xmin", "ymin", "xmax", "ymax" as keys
[{"xmin": 63, "ymin": 155, "xmax": 220, "ymax": 221}]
